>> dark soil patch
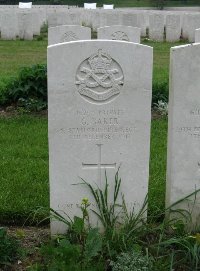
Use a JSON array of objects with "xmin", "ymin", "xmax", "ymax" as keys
[{"xmin": 1, "ymin": 226, "xmax": 50, "ymax": 271}]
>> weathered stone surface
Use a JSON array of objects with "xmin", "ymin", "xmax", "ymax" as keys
[
  {"xmin": 97, "ymin": 25, "xmax": 140, "ymax": 43},
  {"xmin": 48, "ymin": 25, "xmax": 91, "ymax": 45},
  {"xmin": 166, "ymin": 14, "xmax": 181, "ymax": 42},
  {"xmin": 149, "ymin": 13, "xmax": 164, "ymax": 41},
  {"xmin": 48, "ymin": 40, "xmax": 153, "ymax": 234},
  {"xmin": 166, "ymin": 43, "xmax": 200, "ymax": 226}
]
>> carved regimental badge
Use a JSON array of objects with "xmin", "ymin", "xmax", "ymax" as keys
[
  {"xmin": 111, "ymin": 31, "xmax": 129, "ymax": 41},
  {"xmin": 75, "ymin": 49, "xmax": 124, "ymax": 103},
  {"xmin": 62, "ymin": 31, "xmax": 78, "ymax": 42}
]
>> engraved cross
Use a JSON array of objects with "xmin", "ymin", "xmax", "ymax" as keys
[{"xmin": 82, "ymin": 144, "xmax": 116, "ymax": 185}]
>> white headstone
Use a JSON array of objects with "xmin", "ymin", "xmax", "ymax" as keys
[
  {"xmin": 195, "ymin": 28, "xmax": 200, "ymax": 43},
  {"xmin": 103, "ymin": 4, "xmax": 114, "ymax": 9},
  {"xmin": 149, "ymin": 13, "xmax": 164, "ymax": 42},
  {"xmin": 166, "ymin": 43, "xmax": 200, "ymax": 227},
  {"xmin": 19, "ymin": 2, "xmax": 32, "ymax": 8},
  {"xmin": 32, "ymin": 11, "xmax": 41, "ymax": 36},
  {"xmin": 1, "ymin": 11, "xmax": 17, "ymax": 40},
  {"xmin": 48, "ymin": 25, "xmax": 91, "ymax": 45},
  {"xmin": 17, "ymin": 11, "xmax": 33, "ymax": 40},
  {"xmin": 166, "ymin": 14, "xmax": 181, "ymax": 42},
  {"xmin": 84, "ymin": 3, "xmax": 96, "ymax": 9},
  {"xmin": 97, "ymin": 25, "xmax": 141, "ymax": 43},
  {"xmin": 48, "ymin": 40, "xmax": 153, "ymax": 234},
  {"xmin": 187, "ymin": 14, "xmax": 200, "ymax": 42},
  {"xmin": 122, "ymin": 12, "xmax": 138, "ymax": 27}
]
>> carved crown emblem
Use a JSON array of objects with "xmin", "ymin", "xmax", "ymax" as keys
[
  {"xmin": 75, "ymin": 49, "xmax": 124, "ymax": 103},
  {"xmin": 88, "ymin": 50, "xmax": 112, "ymax": 73}
]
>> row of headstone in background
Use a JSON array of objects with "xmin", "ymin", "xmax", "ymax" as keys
[
  {"xmin": 0, "ymin": 6, "xmax": 200, "ymax": 42},
  {"xmin": 48, "ymin": 38, "xmax": 200, "ymax": 235},
  {"xmin": 48, "ymin": 25, "xmax": 140, "ymax": 45},
  {"xmin": 1, "ymin": 10, "xmax": 43, "ymax": 40},
  {"xmin": 1, "ymin": 7, "xmax": 200, "ymax": 41}
]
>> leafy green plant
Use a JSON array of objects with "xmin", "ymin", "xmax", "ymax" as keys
[
  {"xmin": 0, "ymin": 227, "xmax": 20, "ymax": 267},
  {"xmin": 2, "ymin": 64, "xmax": 47, "ymax": 111}
]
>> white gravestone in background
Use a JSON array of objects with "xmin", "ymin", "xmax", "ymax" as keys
[
  {"xmin": 149, "ymin": 13, "xmax": 164, "ymax": 42},
  {"xmin": 103, "ymin": 4, "xmax": 114, "ymax": 9},
  {"xmin": 84, "ymin": 3, "xmax": 96, "ymax": 9},
  {"xmin": 195, "ymin": 28, "xmax": 200, "ymax": 43},
  {"xmin": 122, "ymin": 12, "xmax": 138, "ymax": 27},
  {"xmin": 1, "ymin": 11, "xmax": 17, "ymax": 40},
  {"xmin": 187, "ymin": 14, "xmax": 200, "ymax": 42},
  {"xmin": 97, "ymin": 25, "xmax": 141, "ymax": 43},
  {"xmin": 48, "ymin": 25, "xmax": 91, "ymax": 45},
  {"xmin": 166, "ymin": 14, "xmax": 181, "ymax": 42},
  {"xmin": 48, "ymin": 40, "xmax": 153, "ymax": 234},
  {"xmin": 19, "ymin": 2, "xmax": 32, "ymax": 8},
  {"xmin": 17, "ymin": 11, "xmax": 33, "ymax": 40},
  {"xmin": 166, "ymin": 43, "xmax": 200, "ymax": 227}
]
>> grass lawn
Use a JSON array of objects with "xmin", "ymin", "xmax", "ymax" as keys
[{"xmin": 0, "ymin": 39, "xmax": 187, "ymax": 224}]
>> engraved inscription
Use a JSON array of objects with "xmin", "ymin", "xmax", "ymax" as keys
[
  {"xmin": 62, "ymin": 31, "xmax": 78, "ymax": 42},
  {"xmin": 176, "ymin": 108, "xmax": 200, "ymax": 139},
  {"xmin": 64, "ymin": 108, "xmax": 135, "ymax": 140},
  {"xmin": 75, "ymin": 49, "xmax": 124, "ymax": 103},
  {"xmin": 111, "ymin": 31, "xmax": 129, "ymax": 41}
]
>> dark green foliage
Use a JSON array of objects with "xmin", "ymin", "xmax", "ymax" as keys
[
  {"xmin": 0, "ymin": 227, "xmax": 20, "ymax": 267},
  {"xmin": 152, "ymin": 80, "xmax": 169, "ymax": 105},
  {"xmin": 2, "ymin": 64, "xmax": 47, "ymax": 111}
]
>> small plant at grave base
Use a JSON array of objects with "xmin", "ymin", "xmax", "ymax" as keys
[
  {"xmin": 110, "ymin": 251, "xmax": 152, "ymax": 271},
  {"xmin": 153, "ymin": 100, "xmax": 168, "ymax": 116},
  {"xmin": 0, "ymin": 227, "xmax": 21, "ymax": 268}
]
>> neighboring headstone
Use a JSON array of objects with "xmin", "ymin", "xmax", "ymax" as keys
[
  {"xmin": 48, "ymin": 40, "xmax": 153, "ymax": 234},
  {"xmin": 105, "ymin": 10, "xmax": 122, "ymax": 26},
  {"xmin": 17, "ymin": 11, "xmax": 33, "ymax": 40},
  {"xmin": 187, "ymin": 14, "xmax": 200, "ymax": 42},
  {"xmin": 48, "ymin": 10, "xmax": 81, "ymax": 27},
  {"xmin": 137, "ymin": 11, "xmax": 147, "ymax": 37},
  {"xmin": 97, "ymin": 25, "xmax": 141, "ymax": 43},
  {"xmin": 32, "ymin": 11, "xmax": 41, "ymax": 36},
  {"xmin": 182, "ymin": 13, "xmax": 190, "ymax": 40},
  {"xmin": 195, "ymin": 28, "xmax": 200, "ymax": 43},
  {"xmin": 84, "ymin": 3, "xmax": 96, "ymax": 9},
  {"xmin": 103, "ymin": 4, "xmax": 114, "ymax": 9},
  {"xmin": 122, "ymin": 12, "xmax": 138, "ymax": 27},
  {"xmin": 166, "ymin": 43, "xmax": 200, "ymax": 227},
  {"xmin": 19, "ymin": 2, "xmax": 32, "ymax": 8},
  {"xmin": 48, "ymin": 25, "xmax": 91, "ymax": 45},
  {"xmin": 1, "ymin": 11, "xmax": 17, "ymax": 40},
  {"xmin": 166, "ymin": 14, "xmax": 181, "ymax": 42},
  {"xmin": 149, "ymin": 13, "xmax": 164, "ymax": 41}
]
